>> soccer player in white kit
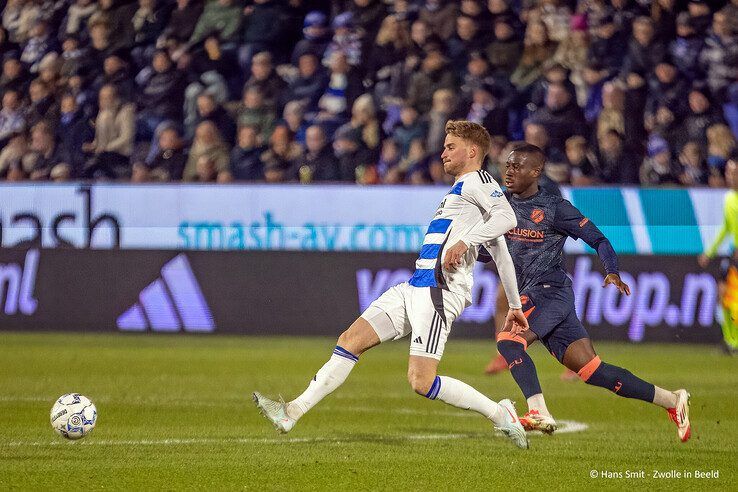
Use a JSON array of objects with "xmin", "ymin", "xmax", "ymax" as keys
[{"xmin": 254, "ymin": 121, "xmax": 531, "ymax": 448}]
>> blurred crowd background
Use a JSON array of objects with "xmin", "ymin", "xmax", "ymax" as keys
[{"xmin": 0, "ymin": 0, "xmax": 736, "ymax": 186}]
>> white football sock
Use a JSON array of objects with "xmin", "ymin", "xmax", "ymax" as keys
[
  {"xmin": 526, "ymin": 393, "xmax": 551, "ymax": 416},
  {"xmin": 652, "ymin": 386, "xmax": 678, "ymax": 409},
  {"xmin": 434, "ymin": 375, "xmax": 506, "ymax": 425},
  {"xmin": 287, "ymin": 350, "xmax": 357, "ymax": 420}
]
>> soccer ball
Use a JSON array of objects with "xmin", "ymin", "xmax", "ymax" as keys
[{"xmin": 50, "ymin": 394, "xmax": 97, "ymax": 440}]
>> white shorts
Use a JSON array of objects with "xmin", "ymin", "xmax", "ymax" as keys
[{"xmin": 361, "ymin": 282, "xmax": 466, "ymax": 360}]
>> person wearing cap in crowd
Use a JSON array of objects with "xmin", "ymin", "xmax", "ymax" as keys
[
  {"xmin": 641, "ymin": 134, "xmax": 679, "ymax": 185},
  {"xmin": 322, "ymin": 12, "xmax": 363, "ymax": 68},
  {"xmin": 292, "ymin": 11, "xmax": 331, "ymax": 64}
]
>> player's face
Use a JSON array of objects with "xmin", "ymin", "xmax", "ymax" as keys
[
  {"xmin": 504, "ymin": 152, "xmax": 540, "ymax": 193},
  {"xmin": 441, "ymin": 134, "xmax": 473, "ymax": 177}
]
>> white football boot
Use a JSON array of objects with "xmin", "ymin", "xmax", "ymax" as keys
[
  {"xmin": 495, "ymin": 399, "xmax": 529, "ymax": 449},
  {"xmin": 667, "ymin": 389, "xmax": 691, "ymax": 442},
  {"xmin": 253, "ymin": 392, "xmax": 296, "ymax": 434}
]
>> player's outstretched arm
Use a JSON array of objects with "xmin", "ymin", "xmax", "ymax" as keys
[{"xmin": 485, "ymin": 236, "xmax": 528, "ymax": 334}]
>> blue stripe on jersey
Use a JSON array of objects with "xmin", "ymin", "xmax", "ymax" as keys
[
  {"xmin": 418, "ymin": 243, "xmax": 441, "ymax": 260},
  {"xmin": 333, "ymin": 345, "xmax": 359, "ymax": 362},
  {"xmin": 449, "ymin": 181, "xmax": 464, "ymax": 196},
  {"xmin": 408, "ymin": 269, "xmax": 437, "ymax": 288},
  {"xmin": 427, "ymin": 218, "xmax": 452, "ymax": 234}
]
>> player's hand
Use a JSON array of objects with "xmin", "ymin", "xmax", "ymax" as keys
[
  {"xmin": 504, "ymin": 308, "xmax": 529, "ymax": 336},
  {"xmin": 443, "ymin": 240, "xmax": 469, "ymax": 271},
  {"xmin": 603, "ymin": 273, "xmax": 630, "ymax": 295},
  {"xmin": 698, "ymin": 254, "xmax": 710, "ymax": 268}
]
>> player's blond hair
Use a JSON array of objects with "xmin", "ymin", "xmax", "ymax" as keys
[{"xmin": 444, "ymin": 120, "xmax": 491, "ymax": 161}]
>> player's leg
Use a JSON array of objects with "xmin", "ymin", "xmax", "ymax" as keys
[
  {"xmin": 254, "ymin": 285, "xmax": 407, "ymax": 433},
  {"xmin": 562, "ymin": 337, "xmax": 691, "ymax": 442},
  {"xmin": 408, "ymin": 287, "xmax": 528, "ymax": 448},
  {"xmin": 484, "ymin": 284, "xmax": 510, "ymax": 374},
  {"xmin": 496, "ymin": 291, "xmax": 564, "ymax": 432},
  {"xmin": 719, "ymin": 279, "xmax": 738, "ymax": 353}
]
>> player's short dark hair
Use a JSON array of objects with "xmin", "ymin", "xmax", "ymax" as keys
[
  {"xmin": 510, "ymin": 143, "xmax": 546, "ymax": 168},
  {"xmin": 445, "ymin": 120, "xmax": 491, "ymax": 160}
]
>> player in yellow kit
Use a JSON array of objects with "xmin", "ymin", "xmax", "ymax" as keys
[{"xmin": 699, "ymin": 156, "xmax": 738, "ymax": 354}]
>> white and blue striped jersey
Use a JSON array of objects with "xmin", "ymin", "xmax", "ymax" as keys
[{"xmin": 408, "ymin": 169, "xmax": 517, "ymax": 305}]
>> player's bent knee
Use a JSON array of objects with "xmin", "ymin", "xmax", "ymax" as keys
[
  {"xmin": 336, "ymin": 318, "xmax": 380, "ymax": 356},
  {"xmin": 407, "ymin": 368, "xmax": 436, "ymax": 396}
]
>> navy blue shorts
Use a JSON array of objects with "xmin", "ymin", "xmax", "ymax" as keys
[{"xmin": 521, "ymin": 285, "xmax": 589, "ymax": 362}]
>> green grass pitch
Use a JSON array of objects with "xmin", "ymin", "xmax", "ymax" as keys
[{"xmin": 1, "ymin": 332, "xmax": 736, "ymax": 490}]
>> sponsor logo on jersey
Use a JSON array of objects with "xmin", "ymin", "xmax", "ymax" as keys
[
  {"xmin": 507, "ymin": 227, "xmax": 545, "ymax": 239},
  {"xmin": 490, "ymin": 190, "xmax": 503, "ymax": 198}
]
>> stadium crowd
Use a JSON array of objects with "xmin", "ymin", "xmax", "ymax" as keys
[{"xmin": 0, "ymin": 0, "xmax": 736, "ymax": 185}]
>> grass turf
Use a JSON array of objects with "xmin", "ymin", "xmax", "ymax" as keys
[{"xmin": 0, "ymin": 332, "xmax": 736, "ymax": 490}]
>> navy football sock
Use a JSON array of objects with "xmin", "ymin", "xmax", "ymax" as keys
[
  {"xmin": 579, "ymin": 356, "xmax": 655, "ymax": 402},
  {"xmin": 497, "ymin": 340, "xmax": 542, "ymax": 399}
]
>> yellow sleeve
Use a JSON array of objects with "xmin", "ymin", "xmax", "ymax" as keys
[{"xmin": 706, "ymin": 192, "xmax": 737, "ymax": 257}]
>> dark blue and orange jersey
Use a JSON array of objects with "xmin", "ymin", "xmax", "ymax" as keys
[{"xmin": 481, "ymin": 189, "xmax": 619, "ymax": 293}]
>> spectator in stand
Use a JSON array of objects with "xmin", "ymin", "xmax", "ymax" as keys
[
  {"xmin": 447, "ymin": 15, "xmax": 488, "ymax": 76},
  {"xmin": 0, "ymin": 131, "xmax": 27, "ymax": 177},
  {"xmin": 1, "ymin": 55, "xmax": 28, "ymax": 94},
  {"xmin": 291, "ymin": 11, "xmax": 331, "ymax": 64},
  {"xmin": 25, "ymin": 78, "xmax": 57, "ymax": 129},
  {"xmin": 315, "ymin": 51, "xmax": 362, "ymax": 134},
  {"xmin": 486, "ymin": 15, "xmax": 522, "ymax": 77},
  {"xmin": 61, "ymin": 0, "xmax": 99, "ymax": 39},
  {"xmin": 241, "ymin": 0, "xmax": 291, "ymax": 66},
  {"xmin": 322, "ymin": 12, "xmax": 362, "ymax": 68},
  {"xmin": 466, "ymin": 82, "xmax": 507, "ymax": 137},
  {"xmin": 292, "ymin": 124, "xmax": 340, "ymax": 182},
  {"xmin": 669, "ymin": 12, "xmax": 704, "ymax": 82},
  {"xmin": 243, "ymin": 51, "xmax": 287, "ymax": 112},
  {"xmin": 56, "ymin": 92, "xmax": 93, "ymax": 177},
  {"xmin": 706, "ymin": 123, "xmax": 737, "ymax": 185},
  {"xmin": 0, "ymin": 89, "xmax": 25, "ymax": 147},
  {"xmin": 284, "ymin": 52, "xmax": 328, "ymax": 113},
  {"xmin": 596, "ymin": 82, "xmax": 626, "ymax": 143},
  {"xmin": 261, "ymin": 124, "xmax": 301, "ymax": 183},
  {"xmin": 183, "ymin": 120, "xmax": 230, "ymax": 181},
  {"xmin": 348, "ymin": 93, "xmax": 381, "ymax": 160},
  {"xmin": 641, "ymin": 134, "xmax": 679, "ymax": 185},
  {"xmin": 96, "ymin": 50, "xmax": 135, "ymax": 103},
  {"xmin": 136, "ymin": 49, "xmax": 186, "ymax": 140},
  {"xmin": 189, "ymin": 0, "xmax": 241, "ymax": 47},
  {"xmin": 407, "ymin": 43, "xmax": 455, "ymax": 114},
  {"xmin": 529, "ymin": 82, "xmax": 585, "ymax": 156},
  {"xmin": 678, "ymin": 140, "xmax": 709, "ymax": 186},
  {"xmin": 333, "ymin": 123, "xmax": 375, "ymax": 183},
  {"xmin": 349, "ymin": 0, "xmax": 387, "ymax": 41},
  {"xmin": 366, "ymin": 14, "xmax": 410, "ymax": 104},
  {"xmin": 681, "ymin": 86, "xmax": 725, "ymax": 147},
  {"xmin": 587, "ymin": 14, "xmax": 626, "ymax": 75},
  {"xmin": 87, "ymin": 20, "xmax": 113, "ymax": 78},
  {"xmin": 91, "ymin": 0, "xmax": 136, "ymax": 51},
  {"xmin": 596, "ymin": 129, "xmax": 641, "ymax": 184},
  {"xmin": 133, "ymin": 125, "xmax": 186, "ymax": 181},
  {"xmin": 161, "ymin": 0, "xmax": 203, "ymax": 43},
  {"xmin": 20, "ymin": 19, "xmax": 56, "ymax": 74},
  {"xmin": 553, "ymin": 14, "xmax": 589, "ymax": 105},
  {"xmin": 622, "ymin": 17, "xmax": 666, "ymax": 78},
  {"xmin": 82, "ymin": 83, "xmax": 135, "ymax": 179},
  {"xmin": 418, "ymin": 0, "xmax": 457, "ymax": 41},
  {"xmin": 392, "ymin": 103, "xmax": 426, "ymax": 158},
  {"xmin": 193, "ymin": 91, "xmax": 236, "ymax": 145},
  {"xmin": 281, "ymin": 100, "xmax": 309, "ymax": 147},
  {"xmin": 510, "ymin": 20, "xmax": 556, "ymax": 95},
  {"xmin": 24, "ymin": 120, "xmax": 64, "ymax": 180},
  {"xmin": 425, "ymin": 88, "xmax": 456, "ymax": 155},
  {"xmin": 724, "ymin": 83, "xmax": 738, "ymax": 139},
  {"xmin": 230, "ymin": 123, "xmax": 266, "ymax": 181},
  {"xmin": 235, "ymin": 85, "xmax": 275, "ymax": 143},
  {"xmin": 699, "ymin": 9, "xmax": 738, "ymax": 104},
  {"xmin": 566, "ymin": 135, "xmax": 597, "ymax": 185}
]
